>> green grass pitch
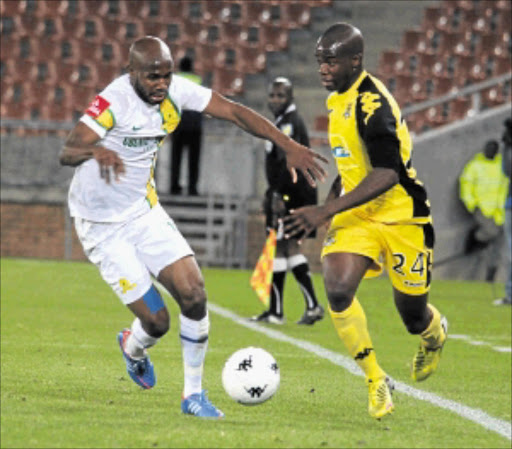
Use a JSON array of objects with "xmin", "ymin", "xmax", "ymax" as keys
[{"xmin": 1, "ymin": 258, "xmax": 510, "ymax": 448}]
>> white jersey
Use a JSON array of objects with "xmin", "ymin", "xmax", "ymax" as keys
[{"xmin": 68, "ymin": 74, "xmax": 212, "ymax": 222}]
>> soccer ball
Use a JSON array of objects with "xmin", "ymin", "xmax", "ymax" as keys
[{"xmin": 222, "ymin": 347, "xmax": 280, "ymax": 405}]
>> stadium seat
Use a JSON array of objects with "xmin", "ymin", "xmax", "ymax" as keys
[
  {"xmin": 481, "ymin": 83, "xmax": 511, "ymax": 109},
  {"xmin": 424, "ymin": 103, "xmax": 450, "ymax": 129},
  {"xmin": 219, "ymin": 22, "xmax": 244, "ymax": 47},
  {"xmin": 448, "ymin": 96, "xmax": 473, "ymax": 120},
  {"xmin": 235, "ymin": 46, "xmax": 267, "ymax": 74},
  {"xmin": 242, "ymin": 1, "xmax": 266, "ymax": 26},
  {"xmin": 282, "ymin": 3, "xmax": 311, "ymax": 29},
  {"xmin": 32, "ymin": 16, "xmax": 64, "ymax": 41},
  {"xmin": 260, "ymin": 24, "xmax": 288, "ymax": 52},
  {"xmin": 194, "ymin": 43, "xmax": 224, "ymax": 73},
  {"xmin": 488, "ymin": 55, "xmax": 512, "ymax": 76},
  {"xmin": 432, "ymin": 75, "xmax": 456, "ymax": 97},
  {"xmin": 181, "ymin": 19, "xmax": 204, "ymax": 47},
  {"xmin": 0, "ymin": 59, "xmax": 15, "ymax": 82},
  {"xmin": 142, "ymin": 21, "xmax": 182, "ymax": 45},
  {"xmin": 314, "ymin": 115, "xmax": 329, "ymax": 132},
  {"xmin": 377, "ymin": 49, "xmax": 401, "ymax": 77},
  {"xmin": 404, "ymin": 110, "xmax": 428, "ymax": 135},
  {"xmin": 94, "ymin": 42, "xmax": 123, "ymax": 65},
  {"xmin": 393, "ymin": 73, "xmax": 415, "ymax": 106},
  {"xmin": 1, "ymin": 83, "xmax": 30, "ymax": 120},
  {"xmin": 0, "ymin": 14, "xmax": 19, "ymax": 38},
  {"xmin": 59, "ymin": 39, "xmax": 82, "ymax": 63},
  {"xmin": 197, "ymin": 24, "xmax": 221, "ymax": 45},
  {"xmin": 416, "ymin": 52, "xmax": 438, "ymax": 77},
  {"xmin": 76, "ymin": 17, "xmax": 106, "ymax": 43},
  {"xmin": 79, "ymin": 0, "xmax": 106, "ymax": 18},
  {"xmin": 421, "ymin": 5, "xmax": 443, "ymax": 30},
  {"xmin": 0, "ymin": 36, "xmax": 19, "ymax": 60},
  {"xmin": 0, "ymin": 0, "xmax": 22, "ymax": 16},
  {"xmin": 202, "ymin": 0, "xmax": 225, "ymax": 25},
  {"xmin": 96, "ymin": 63, "xmax": 123, "ymax": 86},
  {"xmin": 435, "ymin": 30, "xmax": 465, "ymax": 57},
  {"xmin": 402, "ymin": 29, "xmax": 424, "ymax": 55},
  {"xmin": 157, "ymin": 0, "xmax": 185, "ymax": 23},
  {"xmin": 73, "ymin": 85, "xmax": 99, "ymax": 112},
  {"xmin": 61, "ymin": 0, "xmax": 87, "ymax": 18},
  {"xmin": 411, "ymin": 79, "xmax": 429, "ymax": 102},
  {"xmin": 18, "ymin": 13, "xmax": 39, "ymax": 36},
  {"xmin": 211, "ymin": 67, "xmax": 244, "ymax": 96},
  {"xmin": 120, "ymin": 0, "xmax": 150, "ymax": 20}
]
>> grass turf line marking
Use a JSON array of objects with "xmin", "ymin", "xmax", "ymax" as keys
[
  {"xmin": 450, "ymin": 334, "xmax": 511, "ymax": 353},
  {"xmin": 207, "ymin": 302, "xmax": 512, "ymax": 441}
]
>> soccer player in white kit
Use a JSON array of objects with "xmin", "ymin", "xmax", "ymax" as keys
[{"xmin": 59, "ymin": 36, "xmax": 327, "ymax": 418}]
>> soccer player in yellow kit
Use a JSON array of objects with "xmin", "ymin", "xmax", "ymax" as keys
[{"xmin": 283, "ymin": 23, "xmax": 448, "ymax": 419}]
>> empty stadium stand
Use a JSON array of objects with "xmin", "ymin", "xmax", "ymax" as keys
[
  {"xmin": 312, "ymin": 0, "xmax": 511, "ymax": 135},
  {"xmin": 0, "ymin": 0, "xmax": 332, "ymax": 124},
  {"xmin": 0, "ymin": 0, "xmax": 509, "ymax": 136}
]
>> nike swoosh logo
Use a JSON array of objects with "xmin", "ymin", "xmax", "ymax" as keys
[{"xmin": 132, "ymin": 126, "xmax": 142, "ymax": 131}]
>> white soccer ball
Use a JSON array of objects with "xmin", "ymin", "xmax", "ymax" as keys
[{"xmin": 222, "ymin": 347, "xmax": 280, "ymax": 405}]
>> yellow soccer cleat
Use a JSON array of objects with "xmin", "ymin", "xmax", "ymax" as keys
[
  {"xmin": 412, "ymin": 316, "xmax": 448, "ymax": 382},
  {"xmin": 367, "ymin": 376, "xmax": 395, "ymax": 420}
]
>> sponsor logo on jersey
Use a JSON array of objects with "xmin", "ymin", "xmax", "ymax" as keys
[
  {"xmin": 122, "ymin": 137, "xmax": 159, "ymax": 148},
  {"xmin": 344, "ymin": 102, "xmax": 352, "ymax": 118},
  {"xmin": 85, "ymin": 95, "xmax": 110, "ymax": 118},
  {"xmin": 332, "ymin": 146, "xmax": 351, "ymax": 158}
]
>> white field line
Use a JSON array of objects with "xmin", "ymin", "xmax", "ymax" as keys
[
  {"xmin": 450, "ymin": 334, "xmax": 512, "ymax": 353},
  {"xmin": 207, "ymin": 302, "xmax": 512, "ymax": 441}
]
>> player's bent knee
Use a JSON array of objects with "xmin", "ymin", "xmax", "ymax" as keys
[
  {"xmin": 325, "ymin": 279, "xmax": 356, "ymax": 311},
  {"xmin": 403, "ymin": 318, "xmax": 428, "ymax": 335},
  {"xmin": 143, "ymin": 310, "xmax": 170, "ymax": 337},
  {"xmin": 180, "ymin": 293, "xmax": 207, "ymax": 320}
]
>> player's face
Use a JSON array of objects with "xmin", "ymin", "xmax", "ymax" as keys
[
  {"xmin": 268, "ymin": 85, "xmax": 291, "ymax": 117},
  {"xmin": 315, "ymin": 44, "xmax": 356, "ymax": 93},
  {"xmin": 132, "ymin": 60, "xmax": 173, "ymax": 105}
]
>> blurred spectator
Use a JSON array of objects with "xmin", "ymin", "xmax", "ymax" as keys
[
  {"xmin": 171, "ymin": 56, "xmax": 203, "ymax": 196},
  {"xmin": 494, "ymin": 118, "xmax": 512, "ymax": 306},
  {"xmin": 459, "ymin": 139, "xmax": 510, "ymax": 282}
]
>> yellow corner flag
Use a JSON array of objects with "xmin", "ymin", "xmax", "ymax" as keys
[{"xmin": 250, "ymin": 229, "xmax": 277, "ymax": 306}]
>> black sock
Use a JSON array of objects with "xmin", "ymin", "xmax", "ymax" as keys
[
  {"xmin": 291, "ymin": 262, "xmax": 319, "ymax": 310},
  {"xmin": 269, "ymin": 271, "xmax": 286, "ymax": 317}
]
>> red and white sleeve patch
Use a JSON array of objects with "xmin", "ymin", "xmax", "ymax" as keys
[{"xmin": 85, "ymin": 95, "xmax": 111, "ymax": 118}]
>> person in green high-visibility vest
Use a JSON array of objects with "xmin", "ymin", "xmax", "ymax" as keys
[
  {"xmin": 170, "ymin": 56, "xmax": 204, "ymax": 196},
  {"xmin": 459, "ymin": 139, "xmax": 510, "ymax": 281}
]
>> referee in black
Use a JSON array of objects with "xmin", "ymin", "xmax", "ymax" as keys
[{"xmin": 251, "ymin": 77, "xmax": 324, "ymax": 325}]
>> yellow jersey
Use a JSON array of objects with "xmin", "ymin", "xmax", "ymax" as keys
[{"xmin": 327, "ymin": 70, "xmax": 431, "ymax": 225}]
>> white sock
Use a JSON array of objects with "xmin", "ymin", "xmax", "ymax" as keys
[
  {"xmin": 125, "ymin": 318, "xmax": 159, "ymax": 359},
  {"xmin": 180, "ymin": 312, "xmax": 209, "ymax": 398}
]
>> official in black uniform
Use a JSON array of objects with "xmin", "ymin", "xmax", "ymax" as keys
[{"xmin": 251, "ymin": 77, "xmax": 324, "ymax": 325}]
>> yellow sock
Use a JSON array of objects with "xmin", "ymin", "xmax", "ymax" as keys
[
  {"xmin": 421, "ymin": 304, "xmax": 446, "ymax": 349},
  {"xmin": 329, "ymin": 298, "xmax": 385, "ymax": 381}
]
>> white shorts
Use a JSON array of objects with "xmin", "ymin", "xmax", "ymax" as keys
[{"xmin": 74, "ymin": 203, "xmax": 194, "ymax": 305}]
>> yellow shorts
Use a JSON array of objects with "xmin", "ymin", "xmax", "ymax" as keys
[{"xmin": 321, "ymin": 212, "xmax": 434, "ymax": 295}]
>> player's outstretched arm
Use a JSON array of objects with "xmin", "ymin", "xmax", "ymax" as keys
[
  {"xmin": 283, "ymin": 168, "xmax": 398, "ymax": 240},
  {"xmin": 60, "ymin": 122, "xmax": 125, "ymax": 184},
  {"xmin": 203, "ymin": 91, "xmax": 328, "ymax": 187}
]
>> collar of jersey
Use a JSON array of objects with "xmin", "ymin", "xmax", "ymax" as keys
[
  {"xmin": 275, "ymin": 103, "xmax": 296, "ymax": 125},
  {"xmin": 333, "ymin": 70, "xmax": 368, "ymax": 99}
]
